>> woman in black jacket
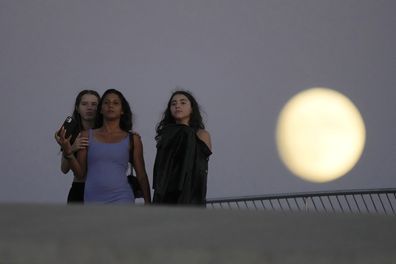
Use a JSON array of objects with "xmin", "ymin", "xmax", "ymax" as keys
[{"xmin": 153, "ymin": 90, "xmax": 212, "ymax": 205}]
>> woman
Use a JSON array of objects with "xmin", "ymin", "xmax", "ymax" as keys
[
  {"xmin": 58, "ymin": 89, "xmax": 151, "ymax": 204},
  {"xmin": 153, "ymin": 90, "xmax": 212, "ymax": 205},
  {"xmin": 55, "ymin": 90, "xmax": 100, "ymax": 203}
]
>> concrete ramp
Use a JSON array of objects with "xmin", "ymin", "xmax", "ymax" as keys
[{"xmin": 0, "ymin": 204, "xmax": 395, "ymax": 263}]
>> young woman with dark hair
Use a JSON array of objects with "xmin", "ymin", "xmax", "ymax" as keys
[
  {"xmin": 55, "ymin": 89, "xmax": 100, "ymax": 203},
  {"xmin": 153, "ymin": 90, "xmax": 212, "ymax": 205},
  {"xmin": 58, "ymin": 89, "xmax": 151, "ymax": 204}
]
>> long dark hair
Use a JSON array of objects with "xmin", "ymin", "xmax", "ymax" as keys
[
  {"xmin": 96, "ymin": 89, "xmax": 133, "ymax": 132},
  {"xmin": 156, "ymin": 90, "xmax": 204, "ymax": 140},
  {"xmin": 71, "ymin": 89, "xmax": 100, "ymax": 133}
]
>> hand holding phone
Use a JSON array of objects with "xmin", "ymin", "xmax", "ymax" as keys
[{"xmin": 57, "ymin": 116, "xmax": 79, "ymax": 143}]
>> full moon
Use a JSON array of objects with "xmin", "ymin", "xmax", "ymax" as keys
[{"xmin": 276, "ymin": 88, "xmax": 366, "ymax": 183}]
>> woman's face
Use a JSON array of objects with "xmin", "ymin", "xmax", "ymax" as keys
[
  {"xmin": 77, "ymin": 94, "xmax": 99, "ymax": 122},
  {"xmin": 101, "ymin": 93, "xmax": 123, "ymax": 119},
  {"xmin": 170, "ymin": 94, "xmax": 192, "ymax": 125}
]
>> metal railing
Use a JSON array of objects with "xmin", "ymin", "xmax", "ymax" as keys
[{"xmin": 206, "ymin": 188, "xmax": 396, "ymax": 215}]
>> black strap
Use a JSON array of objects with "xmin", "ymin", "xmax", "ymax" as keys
[
  {"xmin": 129, "ymin": 132, "xmax": 134, "ymax": 166},
  {"xmin": 127, "ymin": 132, "xmax": 143, "ymax": 198}
]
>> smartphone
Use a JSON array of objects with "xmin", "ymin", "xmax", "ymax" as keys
[{"xmin": 58, "ymin": 116, "xmax": 79, "ymax": 143}]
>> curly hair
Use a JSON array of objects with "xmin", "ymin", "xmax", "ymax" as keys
[{"xmin": 156, "ymin": 90, "xmax": 204, "ymax": 140}]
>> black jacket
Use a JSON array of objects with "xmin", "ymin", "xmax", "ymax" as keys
[{"xmin": 153, "ymin": 124, "xmax": 212, "ymax": 205}]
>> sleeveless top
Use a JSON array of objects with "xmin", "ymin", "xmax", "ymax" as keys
[{"xmin": 84, "ymin": 129, "xmax": 134, "ymax": 204}]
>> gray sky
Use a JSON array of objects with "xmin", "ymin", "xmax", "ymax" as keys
[{"xmin": 1, "ymin": 0, "xmax": 395, "ymax": 203}]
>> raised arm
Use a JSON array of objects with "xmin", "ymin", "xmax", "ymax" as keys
[
  {"xmin": 58, "ymin": 127, "xmax": 87, "ymax": 180},
  {"xmin": 132, "ymin": 134, "xmax": 151, "ymax": 204},
  {"xmin": 55, "ymin": 131, "xmax": 89, "ymax": 174},
  {"xmin": 55, "ymin": 130, "xmax": 71, "ymax": 174}
]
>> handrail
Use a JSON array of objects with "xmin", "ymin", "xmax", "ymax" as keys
[{"xmin": 206, "ymin": 188, "xmax": 396, "ymax": 215}]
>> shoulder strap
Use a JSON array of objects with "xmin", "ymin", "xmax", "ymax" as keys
[{"xmin": 129, "ymin": 132, "xmax": 134, "ymax": 166}]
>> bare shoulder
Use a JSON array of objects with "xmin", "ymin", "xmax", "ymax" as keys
[
  {"xmin": 132, "ymin": 131, "xmax": 143, "ymax": 148},
  {"xmin": 196, "ymin": 129, "xmax": 212, "ymax": 150},
  {"xmin": 197, "ymin": 129, "xmax": 210, "ymax": 138},
  {"xmin": 131, "ymin": 131, "xmax": 141, "ymax": 139}
]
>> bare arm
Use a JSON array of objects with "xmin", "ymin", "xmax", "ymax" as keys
[
  {"xmin": 58, "ymin": 128, "xmax": 87, "ymax": 180},
  {"xmin": 132, "ymin": 134, "xmax": 151, "ymax": 204},
  {"xmin": 55, "ymin": 131, "xmax": 88, "ymax": 174},
  {"xmin": 60, "ymin": 156, "xmax": 71, "ymax": 174},
  {"xmin": 55, "ymin": 130, "xmax": 71, "ymax": 174},
  {"xmin": 197, "ymin": 129, "xmax": 212, "ymax": 151}
]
